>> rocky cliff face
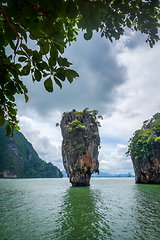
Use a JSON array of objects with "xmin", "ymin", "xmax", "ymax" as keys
[
  {"xmin": 132, "ymin": 141, "xmax": 160, "ymax": 184},
  {"xmin": 127, "ymin": 113, "xmax": 160, "ymax": 184},
  {"xmin": 60, "ymin": 109, "xmax": 100, "ymax": 186}
]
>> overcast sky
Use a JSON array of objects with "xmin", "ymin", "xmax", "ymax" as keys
[{"xmin": 15, "ymin": 28, "xmax": 160, "ymax": 174}]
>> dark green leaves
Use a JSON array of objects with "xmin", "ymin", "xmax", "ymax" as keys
[
  {"xmin": 1, "ymin": 0, "xmax": 160, "ymax": 137},
  {"xmin": 84, "ymin": 28, "xmax": 93, "ymax": 40},
  {"xmin": 65, "ymin": 69, "xmax": 79, "ymax": 83},
  {"xmin": 34, "ymin": 69, "xmax": 42, "ymax": 82},
  {"xmin": 54, "ymin": 76, "xmax": 62, "ymax": 89},
  {"xmin": 22, "ymin": 64, "xmax": 31, "ymax": 76},
  {"xmin": 44, "ymin": 77, "xmax": 53, "ymax": 92},
  {"xmin": 18, "ymin": 56, "xmax": 27, "ymax": 62},
  {"xmin": 55, "ymin": 68, "xmax": 65, "ymax": 81},
  {"xmin": 5, "ymin": 123, "xmax": 11, "ymax": 136},
  {"xmin": 50, "ymin": 45, "xmax": 58, "ymax": 59},
  {"xmin": 58, "ymin": 57, "xmax": 72, "ymax": 67},
  {"xmin": 0, "ymin": 109, "xmax": 5, "ymax": 127},
  {"xmin": 21, "ymin": 44, "xmax": 32, "ymax": 56},
  {"xmin": 126, "ymin": 19, "xmax": 131, "ymax": 28}
]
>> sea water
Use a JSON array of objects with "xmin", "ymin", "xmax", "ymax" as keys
[{"xmin": 0, "ymin": 178, "xmax": 160, "ymax": 240}]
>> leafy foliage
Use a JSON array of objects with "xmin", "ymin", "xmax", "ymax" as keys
[
  {"xmin": 0, "ymin": 0, "xmax": 160, "ymax": 134},
  {"xmin": 126, "ymin": 113, "xmax": 160, "ymax": 165},
  {"xmin": 62, "ymin": 108, "xmax": 102, "ymax": 133},
  {"xmin": 0, "ymin": 123, "xmax": 63, "ymax": 178}
]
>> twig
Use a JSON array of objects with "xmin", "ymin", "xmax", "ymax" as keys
[{"xmin": 26, "ymin": 0, "xmax": 57, "ymax": 24}]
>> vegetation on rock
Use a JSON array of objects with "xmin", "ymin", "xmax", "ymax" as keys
[
  {"xmin": 126, "ymin": 113, "xmax": 160, "ymax": 166},
  {"xmin": 0, "ymin": 0, "xmax": 160, "ymax": 135},
  {"xmin": 0, "ymin": 123, "xmax": 63, "ymax": 178}
]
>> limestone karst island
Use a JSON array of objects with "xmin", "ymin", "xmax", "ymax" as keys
[
  {"xmin": 60, "ymin": 109, "xmax": 102, "ymax": 186},
  {"xmin": 127, "ymin": 113, "xmax": 160, "ymax": 184}
]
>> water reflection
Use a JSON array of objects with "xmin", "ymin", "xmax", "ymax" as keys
[{"xmin": 56, "ymin": 186, "xmax": 112, "ymax": 240}]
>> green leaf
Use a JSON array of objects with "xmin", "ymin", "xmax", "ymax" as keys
[
  {"xmin": 58, "ymin": 57, "xmax": 72, "ymax": 67},
  {"xmin": 44, "ymin": 77, "xmax": 53, "ymax": 92},
  {"xmin": 18, "ymin": 56, "xmax": 27, "ymax": 62},
  {"xmin": 55, "ymin": 43, "xmax": 64, "ymax": 54},
  {"xmin": 32, "ymin": 50, "xmax": 42, "ymax": 61},
  {"xmin": 16, "ymin": 125, "xmax": 20, "ymax": 131},
  {"xmin": 17, "ymin": 50, "xmax": 25, "ymax": 55},
  {"xmin": 55, "ymin": 68, "xmax": 66, "ymax": 81},
  {"xmin": 21, "ymin": 44, "xmax": 32, "ymax": 56},
  {"xmin": 54, "ymin": 76, "xmax": 62, "ymax": 89},
  {"xmin": 7, "ymin": 95, "xmax": 15, "ymax": 102},
  {"xmin": 40, "ymin": 41, "xmax": 49, "ymax": 55},
  {"xmin": 66, "ymin": 0, "xmax": 78, "ymax": 19},
  {"xmin": 50, "ymin": 45, "xmax": 58, "ymax": 59},
  {"xmin": 65, "ymin": 72, "xmax": 73, "ymax": 83},
  {"xmin": 126, "ymin": 19, "xmax": 131, "ymax": 28},
  {"xmin": 31, "ymin": 30, "xmax": 46, "ymax": 38},
  {"xmin": 84, "ymin": 28, "xmax": 93, "ymax": 40},
  {"xmin": 22, "ymin": 64, "xmax": 31, "ymax": 76},
  {"xmin": 15, "ymin": 63, "xmax": 22, "ymax": 70},
  {"xmin": 34, "ymin": 69, "xmax": 42, "ymax": 82},
  {"xmin": 9, "ymin": 40, "xmax": 15, "ymax": 50},
  {"xmin": 0, "ymin": 118, "xmax": 5, "ymax": 127},
  {"xmin": 49, "ymin": 57, "xmax": 56, "ymax": 67},
  {"xmin": 65, "ymin": 69, "xmax": 79, "ymax": 78},
  {"xmin": 0, "ymin": 109, "xmax": 5, "ymax": 127},
  {"xmin": 5, "ymin": 124, "xmax": 11, "ymax": 136}
]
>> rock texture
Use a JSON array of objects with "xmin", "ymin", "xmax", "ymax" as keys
[
  {"xmin": 60, "ymin": 109, "xmax": 100, "ymax": 186},
  {"xmin": 132, "ymin": 141, "xmax": 160, "ymax": 184},
  {"xmin": 128, "ymin": 113, "xmax": 160, "ymax": 184}
]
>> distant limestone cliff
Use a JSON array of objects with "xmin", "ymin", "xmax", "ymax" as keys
[
  {"xmin": 0, "ymin": 124, "xmax": 63, "ymax": 178},
  {"xmin": 60, "ymin": 109, "xmax": 101, "ymax": 186},
  {"xmin": 126, "ymin": 113, "xmax": 160, "ymax": 184}
]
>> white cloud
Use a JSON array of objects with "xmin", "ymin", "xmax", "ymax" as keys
[
  {"xmin": 18, "ymin": 116, "xmax": 63, "ymax": 169},
  {"xmin": 99, "ymin": 144, "xmax": 133, "ymax": 174}
]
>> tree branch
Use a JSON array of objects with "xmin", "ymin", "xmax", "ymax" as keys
[{"xmin": 26, "ymin": 0, "xmax": 57, "ymax": 24}]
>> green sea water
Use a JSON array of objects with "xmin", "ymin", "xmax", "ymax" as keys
[{"xmin": 0, "ymin": 178, "xmax": 160, "ymax": 240}]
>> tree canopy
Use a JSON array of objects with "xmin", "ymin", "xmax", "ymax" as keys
[{"xmin": 0, "ymin": 0, "xmax": 160, "ymax": 135}]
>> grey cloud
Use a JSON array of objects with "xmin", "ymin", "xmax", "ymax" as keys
[
  {"xmin": 121, "ymin": 28, "xmax": 149, "ymax": 49},
  {"xmin": 16, "ymin": 31, "xmax": 127, "ymax": 119}
]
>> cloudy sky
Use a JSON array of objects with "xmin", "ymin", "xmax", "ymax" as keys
[{"xmin": 15, "ymin": 28, "xmax": 160, "ymax": 174}]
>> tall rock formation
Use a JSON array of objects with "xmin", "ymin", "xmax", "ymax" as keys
[
  {"xmin": 60, "ymin": 109, "xmax": 101, "ymax": 186},
  {"xmin": 127, "ymin": 113, "xmax": 160, "ymax": 184}
]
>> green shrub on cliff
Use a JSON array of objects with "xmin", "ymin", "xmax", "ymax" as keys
[
  {"xmin": 126, "ymin": 113, "xmax": 160, "ymax": 162},
  {"xmin": 67, "ymin": 119, "xmax": 87, "ymax": 132}
]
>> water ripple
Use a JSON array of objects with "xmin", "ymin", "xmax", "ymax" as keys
[{"xmin": 0, "ymin": 178, "xmax": 160, "ymax": 239}]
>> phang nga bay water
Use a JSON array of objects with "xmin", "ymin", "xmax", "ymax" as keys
[{"xmin": 0, "ymin": 178, "xmax": 160, "ymax": 240}]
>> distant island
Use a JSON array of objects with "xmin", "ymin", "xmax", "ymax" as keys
[
  {"xmin": 62, "ymin": 170, "xmax": 134, "ymax": 178},
  {"xmin": 0, "ymin": 123, "xmax": 63, "ymax": 178}
]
